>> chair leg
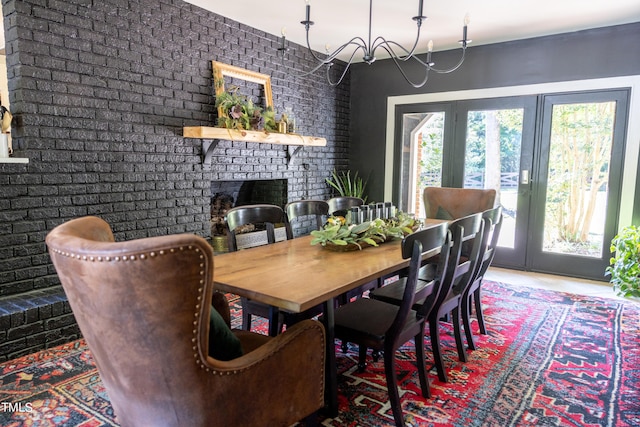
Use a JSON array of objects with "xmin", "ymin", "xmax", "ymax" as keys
[
  {"xmin": 415, "ymin": 329, "xmax": 431, "ymax": 398},
  {"xmin": 358, "ymin": 345, "xmax": 368, "ymax": 372},
  {"xmin": 429, "ymin": 318, "xmax": 448, "ymax": 383},
  {"xmin": 383, "ymin": 348, "xmax": 405, "ymax": 427},
  {"xmin": 301, "ymin": 410, "xmax": 319, "ymax": 426},
  {"xmin": 461, "ymin": 293, "xmax": 477, "ymax": 351},
  {"xmin": 240, "ymin": 297, "xmax": 251, "ymax": 331},
  {"xmin": 474, "ymin": 287, "xmax": 487, "ymax": 335},
  {"xmin": 452, "ymin": 306, "xmax": 468, "ymax": 363}
]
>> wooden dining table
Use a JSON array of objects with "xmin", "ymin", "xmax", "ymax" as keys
[{"xmin": 213, "ymin": 219, "xmax": 445, "ymax": 416}]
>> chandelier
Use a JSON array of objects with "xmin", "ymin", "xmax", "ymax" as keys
[{"xmin": 278, "ymin": 0, "xmax": 471, "ymax": 88}]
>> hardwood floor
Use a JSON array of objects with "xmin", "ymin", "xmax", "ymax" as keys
[{"xmin": 485, "ymin": 267, "xmax": 630, "ymax": 301}]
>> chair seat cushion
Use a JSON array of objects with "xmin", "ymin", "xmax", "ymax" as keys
[
  {"xmin": 369, "ymin": 277, "xmax": 434, "ymax": 307},
  {"xmin": 209, "ymin": 307, "xmax": 244, "ymax": 361},
  {"xmin": 333, "ymin": 298, "xmax": 420, "ymax": 349}
]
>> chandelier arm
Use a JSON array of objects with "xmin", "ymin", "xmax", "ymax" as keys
[
  {"xmin": 376, "ymin": 44, "xmax": 430, "ymax": 88},
  {"xmin": 305, "ymin": 30, "xmax": 368, "ymax": 65},
  {"xmin": 429, "ymin": 48, "xmax": 467, "ymax": 74},
  {"xmin": 304, "ymin": 30, "xmax": 329, "ymax": 62},
  {"xmin": 284, "ymin": 45, "xmax": 362, "ymax": 81},
  {"xmin": 325, "ymin": 59, "xmax": 354, "ymax": 86},
  {"xmin": 324, "ymin": 38, "xmax": 368, "ymax": 64},
  {"xmin": 370, "ymin": 21, "xmax": 423, "ymax": 62},
  {"xmin": 371, "ymin": 36, "xmax": 423, "ymax": 63}
]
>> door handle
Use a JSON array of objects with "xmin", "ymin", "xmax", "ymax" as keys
[{"xmin": 521, "ymin": 169, "xmax": 530, "ymax": 185}]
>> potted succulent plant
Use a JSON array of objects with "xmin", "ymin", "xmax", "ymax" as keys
[
  {"xmin": 605, "ymin": 225, "xmax": 640, "ymax": 298},
  {"xmin": 325, "ymin": 169, "xmax": 368, "ymax": 203}
]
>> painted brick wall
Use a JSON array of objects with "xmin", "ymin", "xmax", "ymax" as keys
[{"xmin": 0, "ymin": 0, "xmax": 349, "ymax": 360}]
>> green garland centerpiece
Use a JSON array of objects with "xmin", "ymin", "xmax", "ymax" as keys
[{"xmin": 311, "ymin": 211, "xmax": 418, "ymax": 251}]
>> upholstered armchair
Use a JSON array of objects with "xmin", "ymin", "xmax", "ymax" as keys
[
  {"xmin": 423, "ymin": 187, "xmax": 496, "ymax": 220},
  {"xmin": 46, "ymin": 216, "xmax": 326, "ymax": 427}
]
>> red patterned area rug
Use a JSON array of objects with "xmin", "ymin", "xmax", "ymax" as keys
[{"xmin": 0, "ymin": 281, "xmax": 638, "ymax": 427}]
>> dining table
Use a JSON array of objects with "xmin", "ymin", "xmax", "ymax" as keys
[{"xmin": 213, "ymin": 218, "xmax": 445, "ymax": 416}]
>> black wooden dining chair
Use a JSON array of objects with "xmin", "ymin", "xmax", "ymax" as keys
[
  {"xmin": 461, "ymin": 205, "xmax": 503, "ymax": 349},
  {"xmin": 284, "ymin": 199, "xmax": 329, "ymax": 239},
  {"xmin": 326, "ymin": 196, "xmax": 364, "ymax": 217},
  {"xmin": 371, "ymin": 212, "xmax": 485, "ymax": 383},
  {"xmin": 326, "ymin": 196, "xmax": 380, "ymax": 305},
  {"xmin": 330, "ymin": 222, "xmax": 450, "ymax": 427},
  {"xmin": 225, "ymin": 204, "xmax": 285, "ymax": 336}
]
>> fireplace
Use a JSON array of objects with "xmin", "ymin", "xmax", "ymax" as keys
[{"xmin": 210, "ymin": 179, "xmax": 288, "ymax": 251}]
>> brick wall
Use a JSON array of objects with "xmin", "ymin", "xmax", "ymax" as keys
[{"xmin": 0, "ymin": 0, "xmax": 349, "ymax": 360}]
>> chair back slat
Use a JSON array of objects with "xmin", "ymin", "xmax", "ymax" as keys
[
  {"xmin": 437, "ymin": 213, "xmax": 485, "ymax": 305},
  {"xmin": 475, "ymin": 205, "xmax": 504, "ymax": 280},
  {"xmin": 327, "ymin": 196, "xmax": 364, "ymax": 216},
  {"xmin": 387, "ymin": 222, "xmax": 450, "ymax": 339},
  {"xmin": 225, "ymin": 204, "xmax": 284, "ymax": 252},
  {"xmin": 284, "ymin": 200, "xmax": 329, "ymax": 239}
]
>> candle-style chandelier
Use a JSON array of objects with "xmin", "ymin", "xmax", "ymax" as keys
[{"xmin": 278, "ymin": 0, "xmax": 471, "ymax": 88}]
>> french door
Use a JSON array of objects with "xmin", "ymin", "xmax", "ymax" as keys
[
  {"xmin": 394, "ymin": 89, "xmax": 629, "ymax": 281},
  {"xmin": 526, "ymin": 91, "xmax": 628, "ymax": 279}
]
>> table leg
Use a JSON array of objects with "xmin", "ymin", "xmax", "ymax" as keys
[
  {"xmin": 267, "ymin": 306, "xmax": 280, "ymax": 337},
  {"xmin": 322, "ymin": 298, "xmax": 338, "ymax": 417}
]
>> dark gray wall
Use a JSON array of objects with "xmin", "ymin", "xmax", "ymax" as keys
[
  {"xmin": 349, "ymin": 22, "xmax": 640, "ymax": 202},
  {"xmin": 0, "ymin": 0, "xmax": 348, "ymax": 360}
]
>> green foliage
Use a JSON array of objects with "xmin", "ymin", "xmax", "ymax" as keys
[
  {"xmin": 310, "ymin": 212, "xmax": 417, "ymax": 249},
  {"xmin": 214, "ymin": 82, "xmax": 277, "ymax": 132},
  {"xmin": 546, "ymin": 102, "xmax": 614, "ymax": 245},
  {"xmin": 325, "ymin": 169, "xmax": 368, "ymax": 203},
  {"xmin": 465, "ymin": 110, "xmax": 522, "ymax": 175},
  {"xmin": 605, "ymin": 225, "xmax": 640, "ymax": 298}
]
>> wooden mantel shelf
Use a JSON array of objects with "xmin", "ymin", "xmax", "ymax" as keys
[
  {"xmin": 183, "ymin": 126, "xmax": 326, "ymax": 168},
  {"xmin": 183, "ymin": 126, "xmax": 326, "ymax": 146}
]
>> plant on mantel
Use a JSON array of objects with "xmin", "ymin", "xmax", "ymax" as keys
[{"xmin": 214, "ymin": 79, "xmax": 279, "ymax": 132}]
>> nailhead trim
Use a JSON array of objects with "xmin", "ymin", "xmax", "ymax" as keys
[{"xmin": 52, "ymin": 244, "xmax": 209, "ymax": 371}]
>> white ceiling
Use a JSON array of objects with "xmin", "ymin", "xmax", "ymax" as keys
[
  {"xmin": 186, "ymin": 0, "xmax": 640, "ymax": 62},
  {"xmin": 1, "ymin": 1, "xmax": 639, "ymax": 60}
]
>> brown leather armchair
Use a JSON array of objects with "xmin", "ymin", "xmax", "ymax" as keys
[
  {"xmin": 423, "ymin": 187, "xmax": 496, "ymax": 220},
  {"xmin": 46, "ymin": 216, "xmax": 326, "ymax": 427}
]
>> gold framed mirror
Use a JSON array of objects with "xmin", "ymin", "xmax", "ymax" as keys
[{"xmin": 211, "ymin": 61, "xmax": 273, "ymax": 119}]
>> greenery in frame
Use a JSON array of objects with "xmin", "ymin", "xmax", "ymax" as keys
[
  {"xmin": 325, "ymin": 169, "xmax": 368, "ymax": 203},
  {"xmin": 214, "ymin": 79, "xmax": 277, "ymax": 132},
  {"xmin": 605, "ymin": 225, "xmax": 640, "ymax": 298}
]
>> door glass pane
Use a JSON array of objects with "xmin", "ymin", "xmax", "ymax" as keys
[
  {"xmin": 464, "ymin": 109, "xmax": 524, "ymax": 248},
  {"xmin": 543, "ymin": 101, "xmax": 615, "ymax": 257},
  {"xmin": 399, "ymin": 112, "xmax": 445, "ymax": 217}
]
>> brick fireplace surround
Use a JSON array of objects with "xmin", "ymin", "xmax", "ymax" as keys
[{"xmin": 0, "ymin": 0, "xmax": 350, "ymax": 361}]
